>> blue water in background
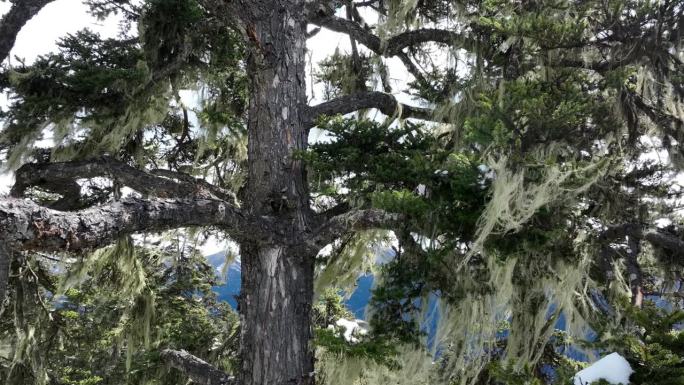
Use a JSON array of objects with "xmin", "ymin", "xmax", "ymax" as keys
[{"xmin": 207, "ymin": 252, "xmax": 590, "ymax": 362}]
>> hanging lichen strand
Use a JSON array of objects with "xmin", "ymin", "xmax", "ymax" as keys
[
  {"xmin": 0, "ymin": 0, "xmax": 683, "ymax": 384},
  {"xmin": 0, "ymin": 231, "xmax": 238, "ymax": 385},
  {"xmin": 1, "ymin": 0, "xmax": 248, "ymax": 189},
  {"xmin": 304, "ymin": 1, "xmax": 684, "ymax": 384},
  {"xmin": 314, "ymin": 230, "xmax": 392, "ymax": 298}
]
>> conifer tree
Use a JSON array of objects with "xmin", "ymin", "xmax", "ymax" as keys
[{"xmin": 0, "ymin": 1, "xmax": 683, "ymax": 385}]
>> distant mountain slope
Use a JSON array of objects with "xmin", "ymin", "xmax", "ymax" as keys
[
  {"xmin": 207, "ymin": 252, "xmax": 373, "ymax": 318},
  {"xmin": 206, "ymin": 252, "xmax": 590, "ymax": 361}
]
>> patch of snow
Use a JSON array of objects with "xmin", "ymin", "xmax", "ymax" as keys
[
  {"xmin": 331, "ymin": 318, "xmax": 369, "ymax": 343},
  {"xmin": 573, "ymin": 353, "xmax": 633, "ymax": 385},
  {"xmin": 654, "ymin": 218, "xmax": 673, "ymax": 228}
]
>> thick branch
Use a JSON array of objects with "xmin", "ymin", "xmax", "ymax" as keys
[
  {"xmin": 601, "ymin": 223, "xmax": 684, "ymax": 255},
  {"xmin": 310, "ymin": 14, "xmax": 476, "ymax": 57},
  {"xmin": 160, "ymin": 349, "xmax": 238, "ymax": 385},
  {"xmin": 12, "ymin": 158, "xmax": 236, "ymax": 203},
  {"xmin": 0, "ymin": 0, "xmax": 55, "ymax": 62},
  {"xmin": 311, "ymin": 12, "xmax": 644, "ymax": 80},
  {"xmin": 311, "ymin": 208, "xmax": 404, "ymax": 249},
  {"xmin": 0, "ymin": 197, "xmax": 244, "ymax": 252},
  {"xmin": 303, "ymin": 91, "xmax": 439, "ymax": 127}
]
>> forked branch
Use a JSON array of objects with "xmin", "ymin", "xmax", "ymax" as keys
[{"xmin": 309, "ymin": 13, "xmax": 477, "ymax": 57}]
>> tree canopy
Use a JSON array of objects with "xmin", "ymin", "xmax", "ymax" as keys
[{"xmin": 0, "ymin": 1, "xmax": 683, "ymax": 385}]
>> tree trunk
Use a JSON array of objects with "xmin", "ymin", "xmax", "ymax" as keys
[
  {"xmin": 239, "ymin": 1, "xmax": 315, "ymax": 384},
  {"xmin": 240, "ymin": 243, "xmax": 315, "ymax": 385}
]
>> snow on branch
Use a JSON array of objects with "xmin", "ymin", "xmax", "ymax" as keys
[{"xmin": 572, "ymin": 353, "xmax": 633, "ymax": 385}]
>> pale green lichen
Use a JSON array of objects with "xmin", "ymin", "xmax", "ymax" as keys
[{"xmin": 314, "ymin": 230, "xmax": 392, "ymax": 299}]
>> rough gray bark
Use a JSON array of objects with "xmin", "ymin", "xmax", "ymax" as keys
[
  {"xmin": 237, "ymin": 2, "xmax": 316, "ymax": 384},
  {"xmin": 0, "ymin": 1, "xmax": 483, "ymax": 384},
  {"xmin": 239, "ymin": 243, "xmax": 315, "ymax": 385},
  {"xmin": 0, "ymin": 0, "xmax": 55, "ymax": 63},
  {"xmin": 0, "ymin": 197, "xmax": 243, "ymax": 252},
  {"xmin": 12, "ymin": 157, "xmax": 236, "ymax": 204}
]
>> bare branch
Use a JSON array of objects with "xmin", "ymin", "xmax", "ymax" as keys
[
  {"xmin": 601, "ymin": 223, "xmax": 684, "ymax": 255},
  {"xmin": 303, "ymin": 91, "xmax": 439, "ymax": 127},
  {"xmin": 309, "ymin": 14, "xmax": 476, "ymax": 57},
  {"xmin": 0, "ymin": 197, "xmax": 244, "ymax": 253},
  {"xmin": 161, "ymin": 349, "xmax": 238, "ymax": 385},
  {"xmin": 642, "ymin": 230, "xmax": 684, "ymax": 254},
  {"xmin": 12, "ymin": 158, "xmax": 237, "ymax": 204},
  {"xmin": 0, "ymin": 0, "xmax": 55, "ymax": 63},
  {"xmin": 311, "ymin": 208, "xmax": 404, "ymax": 249},
  {"xmin": 396, "ymin": 51, "xmax": 432, "ymax": 91}
]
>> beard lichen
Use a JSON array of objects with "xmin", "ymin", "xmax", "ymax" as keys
[
  {"xmin": 314, "ymin": 230, "xmax": 392, "ymax": 299},
  {"xmin": 465, "ymin": 148, "xmax": 612, "ymax": 266}
]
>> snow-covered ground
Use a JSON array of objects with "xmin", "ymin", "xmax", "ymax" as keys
[
  {"xmin": 331, "ymin": 318, "xmax": 370, "ymax": 343},
  {"xmin": 573, "ymin": 353, "xmax": 633, "ymax": 385}
]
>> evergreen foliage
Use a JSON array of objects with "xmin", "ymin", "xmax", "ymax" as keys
[
  {"xmin": 0, "ymin": 0, "xmax": 683, "ymax": 384},
  {"xmin": 0, "ymin": 235, "xmax": 238, "ymax": 385}
]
